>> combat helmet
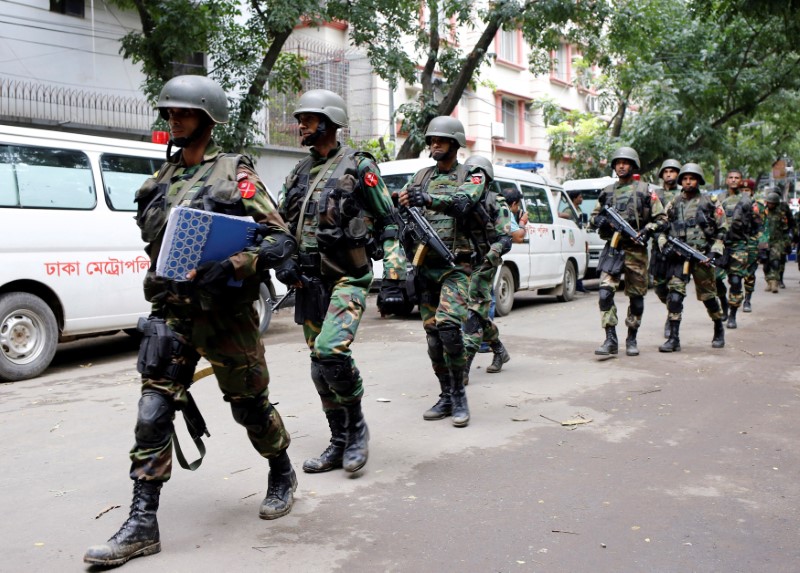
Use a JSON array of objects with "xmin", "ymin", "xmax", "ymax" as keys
[
  {"xmin": 293, "ymin": 89, "xmax": 348, "ymax": 128},
  {"xmin": 765, "ymin": 190, "xmax": 782, "ymax": 204},
  {"xmin": 157, "ymin": 75, "xmax": 229, "ymax": 124},
  {"xmin": 464, "ymin": 155, "xmax": 493, "ymax": 181},
  {"xmin": 678, "ymin": 162, "xmax": 706, "ymax": 186},
  {"xmin": 658, "ymin": 159, "xmax": 682, "ymax": 178},
  {"xmin": 609, "ymin": 146, "xmax": 641, "ymax": 171},
  {"xmin": 425, "ymin": 116, "xmax": 467, "ymax": 148}
]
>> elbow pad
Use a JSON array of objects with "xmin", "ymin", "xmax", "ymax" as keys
[
  {"xmin": 258, "ymin": 233, "xmax": 297, "ymax": 270},
  {"xmin": 444, "ymin": 195, "xmax": 473, "ymax": 218}
]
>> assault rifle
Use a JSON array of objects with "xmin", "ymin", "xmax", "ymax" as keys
[
  {"xmin": 602, "ymin": 205, "xmax": 647, "ymax": 248},
  {"xmin": 400, "ymin": 205, "xmax": 456, "ymax": 267},
  {"xmin": 665, "ymin": 235, "xmax": 716, "ymax": 276}
]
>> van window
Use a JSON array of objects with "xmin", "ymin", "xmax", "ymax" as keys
[
  {"xmin": 521, "ymin": 184, "xmax": 553, "ymax": 224},
  {"xmin": 0, "ymin": 144, "xmax": 95, "ymax": 209},
  {"xmin": 555, "ymin": 190, "xmax": 579, "ymax": 223},
  {"xmin": 382, "ymin": 173, "xmax": 414, "ymax": 195},
  {"xmin": 100, "ymin": 154, "xmax": 161, "ymax": 211}
]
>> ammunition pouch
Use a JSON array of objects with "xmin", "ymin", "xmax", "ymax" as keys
[
  {"xmin": 135, "ymin": 178, "xmax": 169, "ymax": 243},
  {"xmin": 598, "ymin": 243, "xmax": 625, "ymax": 276},
  {"xmin": 294, "ymin": 276, "xmax": 331, "ymax": 325},
  {"xmin": 136, "ymin": 316, "xmax": 174, "ymax": 378}
]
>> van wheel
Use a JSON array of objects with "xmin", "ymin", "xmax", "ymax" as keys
[
  {"xmin": 494, "ymin": 266, "xmax": 515, "ymax": 317},
  {"xmin": 557, "ymin": 261, "xmax": 577, "ymax": 302},
  {"xmin": 254, "ymin": 283, "xmax": 274, "ymax": 336},
  {"xmin": 0, "ymin": 293, "xmax": 59, "ymax": 382}
]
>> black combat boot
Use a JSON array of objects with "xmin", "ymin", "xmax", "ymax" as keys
[
  {"xmin": 342, "ymin": 402, "xmax": 370, "ymax": 473},
  {"xmin": 663, "ymin": 318, "xmax": 670, "ymax": 339},
  {"xmin": 711, "ymin": 320, "xmax": 725, "ymax": 348},
  {"xmin": 83, "ymin": 480, "xmax": 162, "ymax": 566},
  {"xmin": 302, "ymin": 408, "xmax": 346, "ymax": 473},
  {"xmin": 450, "ymin": 368, "xmax": 470, "ymax": 427},
  {"xmin": 625, "ymin": 327, "xmax": 639, "ymax": 356},
  {"xmin": 423, "ymin": 372, "xmax": 452, "ymax": 420},
  {"xmin": 720, "ymin": 297, "xmax": 729, "ymax": 322},
  {"xmin": 594, "ymin": 326, "xmax": 618, "ymax": 356},
  {"xmin": 659, "ymin": 321, "xmax": 681, "ymax": 353},
  {"xmin": 486, "ymin": 341, "xmax": 510, "ymax": 373},
  {"xmin": 463, "ymin": 353, "xmax": 474, "ymax": 386},
  {"xmin": 742, "ymin": 292, "xmax": 752, "ymax": 313},
  {"xmin": 726, "ymin": 306, "xmax": 738, "ymax": 329},
  {"xmin": 260, "ymin": 450, "xmax": 297, "ymax": 520}
]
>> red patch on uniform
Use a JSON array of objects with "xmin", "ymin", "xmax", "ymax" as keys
[
  {"xmin": 236, "ymin": 171, "xmax": 248, "ymax": 181},
  {"xmin": 752, "ymin": 204, "xmax": 759, "ymax": 213},
  {"xmin": 716, "ymin": 206, "xmax": 724, "ymax": 217},
  {"xmin": 651, "ymin": 191, "xmax": 659, "ymax": 203},
  {"xmin": 364, "ymin": 171, "xmax": 378, "ymax": 187},
  {"xmin": 238, "ymin": 180, "xmax": 256, "ymax": 199},
  {"xmin": 471, "ymin": 174, "xmax": 483, "ymax": 184}
]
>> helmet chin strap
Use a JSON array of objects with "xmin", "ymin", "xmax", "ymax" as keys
[
  {"xmin": 166, "ymin": 113, "xmax": 213, "ymax": 160},
  {"xmin": 302, "ymin": 119, "xmax": 328, "ymax": 147},
  {"xmin": 430, "ymin": 144, "xmax": 458, "ymax": 162}
]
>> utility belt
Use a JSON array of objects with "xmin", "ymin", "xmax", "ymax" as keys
[{"xmin": 136, "ymin": 316, "xmax": 209, "ymax": 471}]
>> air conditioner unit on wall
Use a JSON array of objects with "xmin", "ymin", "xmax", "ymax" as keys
[{"xmin": 491, "ymin": 121, "xmax": 505, "ymax": 139}]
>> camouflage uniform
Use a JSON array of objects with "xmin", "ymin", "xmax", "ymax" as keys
[
  {"xmin": 403, "ymin": 163, "xmax": 485, "ymax": 425},
  {"xmin": 463, "ymin": 194, "xmax": 513, "ymax": 361},
  {"xmin": 279, "ymin": 143, "xmax": 406, "ymax": 471},
  {"xmin": 743, "ymin": 195, "xmax": 765, "ymax": 299},
  {"xmin": 132, "ymin": 142, "xmax": 291, "ymax": 482},
  {"xmin": 761, "ymin": 200, "xmax": 791, "ymax": 284},
  {"xmin": 652, "ymin": 184, "xmax": 681, "ymax": 305},
  {"xmin": 661, "ymin": 191, "xmax": 728, "ymax": 321},
  {"xmin": 717, "ymin": 190, "xmax": 757, "ymax": 326},
  {"xmin": 590, "ymin": 181, "xmax": 667, "ymax": 332}
]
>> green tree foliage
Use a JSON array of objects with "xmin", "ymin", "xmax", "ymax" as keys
[
  {"xmin": 554, "ymin": 0, "xmax": 800, "ymax": 183},
  {"xmin": 111, "ymin": 0, "xmax": 320, "ymax": 152},
  {"xmin": 332, "ymin": 0, "xmax": 609, "ymax": 159}
]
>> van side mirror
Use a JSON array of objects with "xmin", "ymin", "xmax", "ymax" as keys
[{"xmin": 580, "ymin": 212, "xmax": 589, "ymax": 226}]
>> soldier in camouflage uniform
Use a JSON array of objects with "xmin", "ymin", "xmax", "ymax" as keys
[
  {"xmin": 85, "ymin": 76, "xmax": 297, "ymax": 567},
  {"xmin": 761, "ymin": 190, "xmax": 791, "ymax": 293},
  {"xmin": 776, "ymin": 193, "xmax": 795, "ymax": 288},
  {"xmin": 590, "ymin": 146, "xmax": 667, "ymax": 357},
  {"xmin": 718, "ymin": 169, "xmax": 757, "ymax": 328},
  {"xmin": 740, "ymin": 179, "xmax": 763, "ymax": 312},
  {"xmin": 398, "ymin": 116, "xmax": 485, "ymax": 427},
  {"xmin": 277, "ymin": 89, "xmax": 406, "ymax": 475},
  {"xmin": 651, "ymin": 159, "xmax": 682, "ymax": 338},
  {"xmin": 658, "ymin": 163, "xmax": 728, "ymax": 352},
  {"xmin": 460, "ymin": 155, "xmax": 513, "ymax": 383}
]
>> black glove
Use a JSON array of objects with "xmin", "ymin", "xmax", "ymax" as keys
[
  {"xmin": 406, "ymin": 186, "xmax": 431, "ymax": 208},
  {"xmin": 194, "ymin": 260, "xmax": 234, "ymax": 296},
  {"xmin": 593, "ymin": 214, "xmax": 611, "ymax": 233},
  {"xmin": 660, "ymin": 241, "xmax": 675, "ymax": 258},
  {"xmin": 275, "ymin": 258, "xmax": 303, "ymax": 286},
  {"xmin": 376, "ymin": 279, "xmax": 407, "ymax": 316}
]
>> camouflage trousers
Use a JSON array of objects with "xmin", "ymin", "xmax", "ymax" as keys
[
  {"xmin": 598, "ymin": 245, "xmax": 648, "ymax": 328},
  {"xmin": 418, "ymin": 262, "xmax": 472, "ymax": 375},
  {"xmin": 744, "ymin": 239, "xmax": 760, "ymax": 293},
  {"xmin": 666, "ymin": 262, "xmax": 722, "ymax": 321},
  {"xmin": 130, "ymin": 303, "xmax": 290, "ymax": 482},
  {"xmin": 764, "ymin": 243, "xmax": 786, "ymax": 282},
  {"xmin": 464, "ymin": 262, "xmax": 500, "ymax": 357},
  {"xmin": 302, "ymin": 272, "xmax": 372, "ymax": 411},
  {"xmin": 724, "ymin": 244, "xmax": 749, "ymax": 308}
]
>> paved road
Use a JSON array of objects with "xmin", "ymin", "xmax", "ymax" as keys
[{"xmin": 2, "ymin": 268, "xmax": 799, "ymax": 572}]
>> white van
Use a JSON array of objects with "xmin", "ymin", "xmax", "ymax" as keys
[
  {"xmin": 563, "ymin": 176, "xmax": 615, "ymax": 278},
  {"xmin": 0, "ymin": 125, "xmax": 279, "ymax": 382},
  {"xmin": 378, "ymin": 158, "xmax": 589, "ymax": 315}
]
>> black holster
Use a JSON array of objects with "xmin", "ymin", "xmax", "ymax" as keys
[
  {"xmin": 136, "ymin": 316, "xmax": 173, "ymax": 378},
  {"xmin": 598, "ymin": 243, "xmax": 625, "ymax": 276},
  {"xmin": 294, "ymin": 276, "xmax": 331, "ymax": 325}
]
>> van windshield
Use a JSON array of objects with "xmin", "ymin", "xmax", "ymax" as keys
[
  {"xmin": 575, "ymin": 188, "xmax": 602, "ymax": 217},
  {"xmin": 382, "ymin": 173, "xmax": 413, "ymax": 195}
]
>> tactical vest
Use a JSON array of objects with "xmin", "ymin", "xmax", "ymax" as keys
[
  {"xmin": 599, "ymin": 181, "xmax": 653, "ymax": 233},
  {"xmin": 720, "ymin": 192, "xmax": 752, "ymax": 241},
  {"xmin": 280, "ymin": 146, "xmax": 377, "ymax": 280},
  {"xmin": 412, "ymin": 164, "xmax": 473, "ymax": 256},
  {"xmin": 657, "ymin": 185, "xmax": 680, "ymax": 207},
  {"xmin": 668, "ymin": 193, "xmax": 717, "ymax": 250}
]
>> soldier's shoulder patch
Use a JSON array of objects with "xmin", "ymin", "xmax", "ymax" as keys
[
  {"xmin": 715, "ymin": 205, "xmax": 724, "ymax": 217},
  {"xmin": 650, "ymin": 191, "xmax": 659, "ymax": 203},
  {"xmin": 238, "ymin": 179, "xmax": 257, "ymax": 199},
  {"xmin": 470, "ymin": 173, "xmax": 484, "ymax": 185},
  {"xmin": 236, "ymin": 170, "xmax": 249, "ymax": 182},
  {"xmin": 364, "ymin": 171, "xmax": 378, "ymax": 187}
]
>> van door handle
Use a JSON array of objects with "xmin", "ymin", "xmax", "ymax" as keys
[{"xmin": 552, "ymin": 230, "xmax": 555, "ymax": 240}]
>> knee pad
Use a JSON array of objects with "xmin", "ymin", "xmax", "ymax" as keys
[
  {"xmin": 464, "ymin": 310, "xmax": 483, "ymax": 336},
  {"xmin": 426, "ymin": 331, "xmax": 444, "ymax": 363},
  {"xmin": 729, "ymin": 274, "xmax": 743, "ymax": 293},
  {"xmin": 666, "ymin": 292, "xmax": 684, "ymax": 314},
  {"xmin": 230, "ymin": 391, "xmax": 273, "ymax": 435},
  {"xmin": 703, "ymin": 298, "xmax": 721, "ymax": 314},
  {"xmin": 134, "ymin": 391, "xmax": 174, "ymax": 449},
  {"xmin": 598, "ymin": 287, "xmax": 615, "ymax": 311},
  {"xmin": 318, "ymin": 356, "xmax": 359, "ymax": 395},
  {"xmin": 310, "ymin": 358, "xmax": 331, "ymax": 397},
  {"xmin": 438, "ymin": 324, "xmax": 464, "ymax": 358},
  {"xmin": 628, "ymin": 295, "xmax": 644, "ymax": 318}
]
